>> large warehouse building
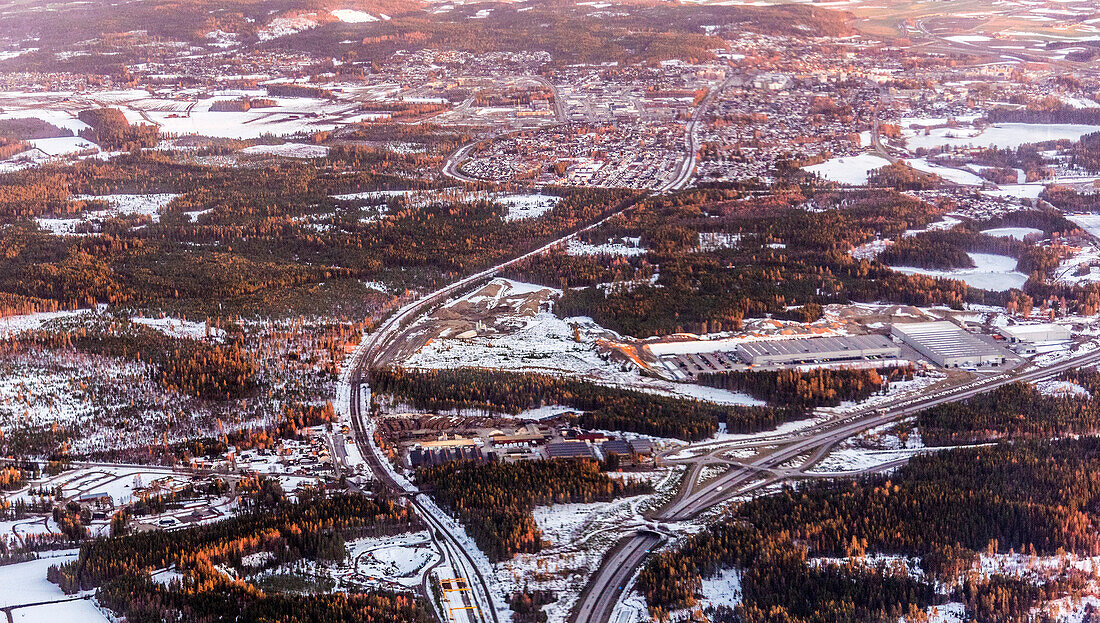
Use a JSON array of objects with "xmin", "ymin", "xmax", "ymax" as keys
[
  {"xmin": 995, "ymin": 323, "xmax": 1071, "ymax": 355},
  {"xmin": 734, "ymin": 334, "xmax": 901, "ymax": 366},
  {"xmin": 891, "ymin": 321, "xmax": 1005, "ymax": 368}
]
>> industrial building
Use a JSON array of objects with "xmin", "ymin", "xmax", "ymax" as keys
[
  {"xmin": 891, "ymin": 321, "xmax": 1005, "ymax": 368},
  {"xmin": 546, "ymin": 441, "xmax": 595, "ymax": 459},
  {"xmin": 996, "ymin": 324, "xmax": 1071, "ymax": 354},
  {"xmin": 734, "ymin": 334, "xmax": 901, "ymax": 366}
]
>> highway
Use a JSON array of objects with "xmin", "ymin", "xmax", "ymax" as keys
[
  {"xmin": 339, "ymin": 192, "xmax": 654, "ymax": 622},
  {"xmin": 571, "ymin": 346, "xmax": 1100, "ymax": 623},
  {"xmin": 441, "ymin": 140, "xmax": 483, "ymax": 184},
  {"xmin": 659, "ymin": 77, "xmax": 728, "ymax": 193}
]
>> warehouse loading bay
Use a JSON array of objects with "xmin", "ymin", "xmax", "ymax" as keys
[{"xmin": 657, "ymin": 320, "xmax": 1041, "ymax": 378}]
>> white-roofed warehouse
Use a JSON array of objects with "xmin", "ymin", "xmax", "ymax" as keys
[
  {"xmin": 734, "ymin": 334, "xmax": 900, "ymax": 366},
  {"xmin": 891, "ymin": 321, "xmax": 1005, "ymax": 368},
  {"xmin": 996, "ymin": 323, "xmax": 1070, "ymax": 344}
]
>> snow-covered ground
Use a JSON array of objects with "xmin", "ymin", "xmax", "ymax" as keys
[
  {"xmin": 905, "ymin": 123, "xmax": 1100, "ymax": 150},
  {"xmin": 806, "ymin": 447, "xmax": 921, "ymax": 474},
  {"xmin": 803, "ymin": 153, "xmax": 891, "ymax": 185},
  {"xmin": 1035, "ymin": 379, "xmax": 1090, "ymax": 398},
  {"xmin": 904, "ymin": 158, "xmax": 985, "ymax": 185},
  {"xmin": 567, "ymin": 237, "xmax": 645, "ymax": 256},
  {"xmin": 257, "ymin": 13, "xmax": 321, "ymax": 41},
  {"xmin": 344, "ymin": 531, "xmax": 437, "ymax": 588},
  {"xmin": 980, "ymin": 226, "xmax": 1043, "ymax": 240},
  {"xmin": 34, "ymin": 193, "xmax": 178, "ymax": 234},
  {"xmin": 891, "ymin": 253, "xmax": 1027, "ymax": 292},
  {"xmin": 497, "ymin": 471, "xmax": 675, "ymax": 623},
  {"xmin": 132, "ymin": 316, "xmax": 224, "ymax": 340},
  {"xmin": 73, "ymin": 193, "xmax": 178, "ymax": 219},
  {"xmin": 498, "ymin": 193, "xmax": 561, "ymax": 221},
  {"xmin": 404, "ymin": 279, "xmax": 762, "ymax": 410},
  {"xmin": 698, "ymin": 568, "xmax": 743, "ymax": 611},
  {"xmin": 0, "ymin": 554, "xmax": 111, "ymax": 623},
  {"xmin": 330, "ymin": 190, "xmax": 560, "ymax": 222},
  {"xmin": 240, "ymin": 143, "xmax": 330, "ymax": 159},
  {"xmin": 0, "ymin": 310, "xmax": 87, "ymax": 338}
]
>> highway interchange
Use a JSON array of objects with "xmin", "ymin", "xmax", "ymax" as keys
[
  {"xmin": 350, "ymin": 60, "xmax": 1100, "ymax": 623},
  {"xmin": 334, "ymin": 188, "xmax": 1100, "ymax": 623}
]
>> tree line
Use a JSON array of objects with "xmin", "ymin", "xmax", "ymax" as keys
[
  {"xmin": 697, "ymin": 367, "xmax": 911, "ymax": 411},
  {"xmin": 370, "ymin": 367, "xmax": 803, "ymax": 441}
]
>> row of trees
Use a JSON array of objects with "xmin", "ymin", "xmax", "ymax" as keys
[
  {"xmin": 697, "ymin": 367, "xmax": 910, "ymax": 411},
  {"xmin": 77, "ymin": 108, "xmax": 158, "ymax": 152},
  {"xmin": 94, "ymin": 573, "xmax": 434, "ymax": 623}
]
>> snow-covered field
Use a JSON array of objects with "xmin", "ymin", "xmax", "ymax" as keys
[
  {"xmin": 803, "ymin": 153, "xmax": 890, "ymax": 185},
  {"xmin": 0, "ymin": 310, "xmax": 86, "ymax": 338},
  {"xmin": 73, "ymin": 193, "xmax": 179, "ymax": 220},
  {"xmin": 905, "ymin": 123, "xmax": 1100, "ymax": 150},
  {"xmin": 28, "ymin": 136, "xmax": 97, "ymax": 156},
  {"xmin": 404, "ymin": 279, "xmax": 762, "ymax": 410},
  {"xmin": 807, "ymin": 447, "xmax": 921, "ymax": 474},
  {"xmin": 1068, "ymin": 214, "xmax": 1100, "ymax": 240},
  {"xmin": 891, "ymin": 253, "xmax": 1027, "ymax": 291},
  {"xmin": 905, "ymin": 158, "xmax": 985, "ymax": 185},
  {"xmin": 132, "ymin": 316, "xmax": 223, "ymax": 340},
  {"xmin": 982, "ymin": 184, "xmax": 1046, "ymax": 200},
  {"xmin": 0, "ymin": 555, "xmax": 111, "ymax": 623},
  {"xmin": 12, "ymin": 598, "xmax": 109, "ymax": 623},
  {"xmin": 498, "ymin": 193, "xmax": 561, "ymax": 221},
  {"xmin": 240, "ymin": 143, "xmax": 330, "ymax": 159},
  {"xmin": 0, "ymin": 109, "xmax": 89, "ymax": 134},
  {"xmin": 566, "ymin": 237, "xmax": 645, "ymax": 256},
  {"xmin": 332, "ymin": 9, "xmax": 385, "ymax": 22},
  {"xmin": 34, "ymin": 193, "xmax": 178, "ymax": 234},
  {"xmin": 980, "ymin": 226, "xmax": 1043, "ymax": 240}
]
